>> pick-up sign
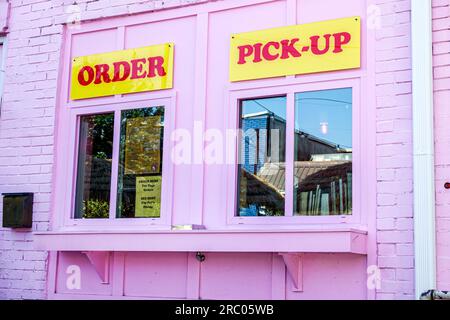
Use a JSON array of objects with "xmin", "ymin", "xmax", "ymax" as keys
[{"xmin": 229, "ymin": 17, "xmax": 361, "ymax": 82}]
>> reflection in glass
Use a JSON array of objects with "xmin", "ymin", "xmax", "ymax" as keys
[
  {"xmin": 237, "ymin": 97, "xmax": 286, "ymax": 217},
  {"xmin": 74, "ymin": 113, "xmax": 114, "ymax": 219},
  {"xmin": 294, "ymin": 88, "xmax": 352, "ymax": 216},
  {"xmin": 117, "ymin": 107, "xmax": 164, "ymax": 218}
]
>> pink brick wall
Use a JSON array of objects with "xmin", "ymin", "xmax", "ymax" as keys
[
  {"xmin": 374, "ymin": 0, "xmax": 415, "ymax": 300},
  {"xmin": 0, "ymin": 0, "xmax": 437, "ymax": 300},
  {"xmin": 0, "ymin": 0, "xmax": 216, "ymax": 301},
  {"xmin": 433, "ymin": 0, "xmax": 450, "ymax": 292}
]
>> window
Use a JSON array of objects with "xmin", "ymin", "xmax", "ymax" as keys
[
  {"xmin": 237, "ymin": 96, "xmax": 287, "ymax": 217},
  {"xmin": 294, "ymin": 88, "xmax": 352, "ymax": 216},
  {"xmin": 73, "ymin": 106, "xmax": 166, "ymax": 220},
  {"xmin": 117, "ymin": 107, "xmax": 165, "ymax": 218},
  {"xmin": 75, "ymin": 113, "xmax": 114, "ymax": 219},
  {"xmin": 236, "ymin": 88, "xmax": 353, "ymax": 218}
]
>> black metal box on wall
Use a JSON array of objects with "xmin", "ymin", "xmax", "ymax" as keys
[{"xmin": 2, "ymin": 193, "xmax": 33, "ymax": 228}]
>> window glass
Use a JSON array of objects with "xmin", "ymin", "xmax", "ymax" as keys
[
  {"xmin": 294, "ymin": 88, "xmax": 352, "ymax": 216},
  {"xmin": 117, "ymin": 107, "xmax": 165, "ymax": 218},
  {"xmin": 74, "ymin": 113, "xmax": 114, "ymax": 219},
  {"xmin": 237, "ymin": 97, "xmax": 286, "ymax": 217}
]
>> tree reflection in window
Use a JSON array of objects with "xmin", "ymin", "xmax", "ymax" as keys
[{"xmin": 74, "ymin": 113, "xmax": 114, "ymax": 219}]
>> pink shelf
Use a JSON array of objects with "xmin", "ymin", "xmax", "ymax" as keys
[{"xmin": 34, "ymin": 228, "xmax": 367, "ymax": 254}]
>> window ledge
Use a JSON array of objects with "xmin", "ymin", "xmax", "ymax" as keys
[{"xmin": 34, "ymin": 228, "xmax": 367, "ymax": 254}]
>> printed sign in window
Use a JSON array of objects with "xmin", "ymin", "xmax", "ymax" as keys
[
  {"xmin": 135, "ymin": 176, "xmax": 162, "ymax": 218},
  {"xmin": 117, "ymin": 107, "xmax": 164, "ymax": 219}
]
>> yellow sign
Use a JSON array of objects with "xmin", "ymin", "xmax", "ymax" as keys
[
  {"xmin": 135, "ymin": 176, "xmax": 162, "ymax": 218},
  {"xmin": 230, "ymin": 17, "xmax": 360, "ymax": 82},
  {"xmin": 71, "ymin": 44, "xmax": 174, "ymax": 100},
  {"xmin": 124, "ymin": 116, "xmax": 162, "ymax": 175}
]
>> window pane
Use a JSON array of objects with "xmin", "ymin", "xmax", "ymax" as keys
[
  {"xmin": 117, "ymin": 107, "xmax": 164, "ymax": 218},
  {"xmin": 294, "ymin": 88, "xmax": 352, "ymax": 216},
  {"xmin": 74, "ymin": 113, "xmax": 114, "ymax": 219},
  {"xmin": 237, "ymin": 97, "xmax": 286, "ymax": 217}
]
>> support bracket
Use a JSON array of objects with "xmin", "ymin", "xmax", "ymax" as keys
[
  {"xmin": 279, "ymin": 253, "xmax": 304, "ymax": 292},
  {"xmin": 82, "ymin": 251, "xmax": 111, "ymax": 284}
]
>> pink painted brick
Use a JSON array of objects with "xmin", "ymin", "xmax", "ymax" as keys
[
  {"xmin": 377, "ymin": 194, "xmax": 397, "ymax": 206},
  {"xmin": 0, "ymin": 0, "xmax": 216, "ymax": 301},
  {"xmin": 377, "ymin": 293, "xmax": 396, "ymax": 300},
  {"xmin": 1, "ymin": 0, "xmax": 444, "ymax": 301},
  {"xmin": 397, "ymin": 268, "xmax": 414, "ymax": 281},
  {"xmin": 397, "ymin": 243, "xmax": 415, "ymax": 256},
  {"xmin": 380, "ymin": 268, "xmax": 396, "ymax": 281},
  {"xmin": 377, "ymin": 218, "xmax": 396, "ymax": 230},
  {"xmin": 378, "ymin": 256, "xmax": 414, "ymax": 269},
  {"xmin": 433, "ymin": 0, "xmax": 450, "ymax": 293},
  {"xmin": 378, "ymin": 231, "xmax": 414, "ymax": 244},
  {"xmin": 379, "ymin": 244, "xmax": 397, "ymax": 256},
  {"xmin": 396, "ymin": 218, "xmax": 414, "ymax": 230}
]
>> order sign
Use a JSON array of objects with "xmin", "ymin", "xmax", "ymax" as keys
[
  {"xmin": 71, "ymin": 43, "xmax": 174, "ymax": 100},
  {"xmin": 229, "ymin": 17, "xmax": 360, "ymax": 82}
]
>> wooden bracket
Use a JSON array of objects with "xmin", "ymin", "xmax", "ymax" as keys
[
  {"xmin": 279, "ymin": 253, "xmax": 304, "ymax": 292},
  {"xmin": 82, "ymin": 251, "xmax": 111, "ymax": 284}
]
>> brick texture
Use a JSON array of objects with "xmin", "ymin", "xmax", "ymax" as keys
[
  {"xmin": 433, "ymin": 0, "xmax": 450, "ymax": 292},
  {"xmin": 0, "ymin": 0, "xmax": 217, "ymax": 301},
  {"xmin": 374, "ymin": 0, "xmax": 415, "ymax": 300}
]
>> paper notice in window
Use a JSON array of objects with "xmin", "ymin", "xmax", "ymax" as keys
[
  {"xmin": 135, "ymin": 176, "xmax": 162, "ymax": 218},
  {"xmin": 124, "ymin": 116, "xmax": 162, "ymax": 175}
]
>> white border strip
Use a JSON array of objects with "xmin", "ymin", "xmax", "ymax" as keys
[{"xmin": 411, "ymin": 0, "xmax": 437, "ymax": 299}]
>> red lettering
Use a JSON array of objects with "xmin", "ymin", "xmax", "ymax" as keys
[
  {"xmin": 77, "ymin": 54, "xmax": 170, "ymax": 87},
  {"xmin": 130, "ymin": 58, "xmax": 147, "ymax": 79},
  {"xmin": 262, "ymin": 42, "xmax": 280, "ymax": 61},
  {"xmin": 94, "ymin": 64, "xmax": 111, "ymax": 84},
  {"xmin": 310, "ymin": 34, "xmax": 331, "ymax": 55},
  {"xmin": 333, "ymin": 32, "xmax": 351, "ymax": 53},
  {"xmin": 77, "ymin": 66, "xmax": 95, "ymax": 86},
  {"xmin": 252, "ymin": 43, "xmax": 263, "ymax": 63},
  {"xmin": 280, "ymin": 38, "xmax": 301, "ymax": 59},
  {"xmin": 237, "ymin": 45, "xmax": 254, "ymax": 64},
  {"xmin": 147, "ymin": 56, "xmax": 166, "ymax": 77},
  {"xmin": 112, "ymin": 61, "xmax": 131, "ymax": 82}
]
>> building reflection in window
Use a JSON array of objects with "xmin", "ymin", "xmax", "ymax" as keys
[
  {"xmin": 294, "ymin": 88, "xmax": 353, "ymax": 216},
  {"xmin": 238, "ymin": 96, "xmax": 286, "ymax": 217}
]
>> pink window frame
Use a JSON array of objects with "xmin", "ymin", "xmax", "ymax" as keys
[
  {"xmin": 53, "ymin": 95, "xmax": 176, "ymax": 231},
  {"xmin": 51, "ymin": 0, "xmax": 289, "ymax": 232},
  {"xmin": 225, "ymin": 77, "xmax": 363, "ymax": 226}
]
